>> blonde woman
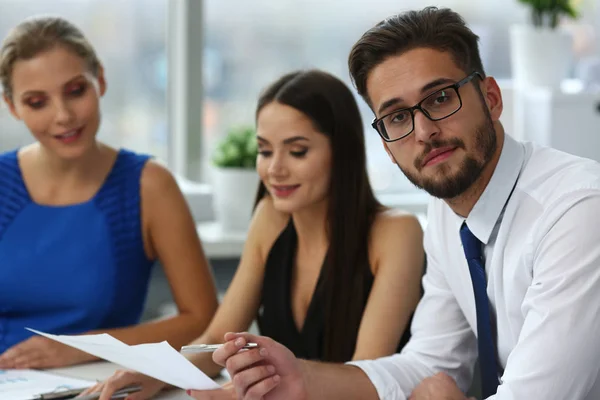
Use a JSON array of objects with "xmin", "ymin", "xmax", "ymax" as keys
[{"xmin": 0, "ymin": 16, "xmax": 218, "ymax": 369}]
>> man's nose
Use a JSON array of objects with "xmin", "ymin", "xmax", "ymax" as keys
[{"xmin": 412, "ymin": 109, "xmax": 440, "ymax": 143}]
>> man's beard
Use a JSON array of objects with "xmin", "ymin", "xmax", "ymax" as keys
[{"xmin": 398, "ymin": 115, "xmax": 497, "ymax": 199}]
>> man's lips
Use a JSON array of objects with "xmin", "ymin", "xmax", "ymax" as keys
[{"xmin": 422, "ymin": 146, "xmax": 457, "ymax": 167}]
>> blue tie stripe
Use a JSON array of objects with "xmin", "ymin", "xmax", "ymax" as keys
[{"xmin": 460, "ymin": 222, "xmax": 499, "ymax": 398}]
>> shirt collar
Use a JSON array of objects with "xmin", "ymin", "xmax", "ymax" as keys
[{"xmin": 460, "ymin": 134, "xmax": 525, "ymax": 244}]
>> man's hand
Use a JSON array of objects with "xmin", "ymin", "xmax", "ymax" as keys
[
  {"xmin": 409, "ymin": 373, "xmax": 475, "ymax": 400},
  {"xmin": 0, "ymin": 336, "xmax": 94, "ymax": 369},
  {"xmin": 189, "ymin": 332, "xmax": 307, "ymax": 400}
]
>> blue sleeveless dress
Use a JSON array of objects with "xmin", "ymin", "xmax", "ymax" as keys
[{"xmin": 0, "ymin": 149, "xmax": 155, "ymax": 352}]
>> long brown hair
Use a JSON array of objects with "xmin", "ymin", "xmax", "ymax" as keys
[{"xmin": 254, "ymin": 70, "xmax": 382, "ymax": 362}]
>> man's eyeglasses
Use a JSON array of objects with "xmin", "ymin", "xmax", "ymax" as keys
[{"xmin": 371, "ymin": 71, "xmax": 483, "ymax": 143}]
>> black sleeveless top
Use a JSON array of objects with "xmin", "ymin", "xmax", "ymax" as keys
[{"xmin": 257, "ymin": 219, "xmax": 413, "ymax": 362}]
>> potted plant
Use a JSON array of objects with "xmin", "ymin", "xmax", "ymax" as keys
[
  {"xmin": 211, "ymin": 125, "xmax": 260, "ymax": 232},
  {"xmin": 510, "ymin": 0, "xmax": 580, "ymax": 88}
]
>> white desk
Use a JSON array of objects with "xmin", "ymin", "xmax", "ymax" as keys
[
  {"xmin": 196, "ymin": 222, "xmax": 247, "ymax": 260},
  {"xmin": 47, "ymin": 361, "xmax": 229, "ymax": 399}
]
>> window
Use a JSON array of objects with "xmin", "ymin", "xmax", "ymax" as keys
[
  {"xmin": 3, "ymin": 0, "xmax": 596, "ymax": 193},
  {"xmin": 0, "ymin": 0, "xmax": 169, "ymax": 162},
  {"xmin": 202, "ymin": 0, "xmax": 598, "ymax": 194}
]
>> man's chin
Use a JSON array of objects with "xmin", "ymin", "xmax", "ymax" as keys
[
  {"xmin": 411, "ymin": 171, "xmax": 471, "ymax": 199},
  {"xmin": 418, "ymin": 164, "xmax": 457, "ymax": 184}
]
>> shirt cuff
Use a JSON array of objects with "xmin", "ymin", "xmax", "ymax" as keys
[{"xmin": 347, "ymin": 358, "xmax": 407, "ymax": 400}]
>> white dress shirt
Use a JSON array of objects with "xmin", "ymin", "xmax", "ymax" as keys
[{"xmin": 350, "ymin": 134, "xmax": 600, "ymax": 399}]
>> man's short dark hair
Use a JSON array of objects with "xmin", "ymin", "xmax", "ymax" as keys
[{"xmin": 348, "ymin": 6, "xmax": 485, "ymax": 106}]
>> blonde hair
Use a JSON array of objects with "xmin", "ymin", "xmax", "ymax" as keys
[{"xmin": 0, "ymin": 16, "xmax": 101, "ymax": 99}]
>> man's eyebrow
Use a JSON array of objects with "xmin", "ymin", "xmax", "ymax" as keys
[{"xmin": 377, "ymin": 77, "xmax": 457, "ymax": 115}]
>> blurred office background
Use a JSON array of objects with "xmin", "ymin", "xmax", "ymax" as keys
[
  {"xmin": 2, "ymin": 0, "xmax": 598, "ymax": 185},
  {"xmin": 1, "ymin": 0, "xmax": 599, "ymax": 341}
]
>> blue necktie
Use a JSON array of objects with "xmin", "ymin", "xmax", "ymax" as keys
[{"xmin": 460, "ymin": 222, "xmax": 499, "ymax": 398}]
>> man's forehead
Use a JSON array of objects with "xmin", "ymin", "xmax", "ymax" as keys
[{"xmin": 366, "ymin": 49, "xmax": 463, "ymax": 110}]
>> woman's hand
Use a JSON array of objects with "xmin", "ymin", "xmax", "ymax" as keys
[
  {"xmin": 78, "ymin": 370, "xmax": 167, "ymax": 400},
  {"xmin": 0, "ymin": 336, "xmax": 94, "ymax": 369}
]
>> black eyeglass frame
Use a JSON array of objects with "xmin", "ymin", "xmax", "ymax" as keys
[{"xmin": 371, "ymin": 71, "xmax": 483, "ymax": 143}]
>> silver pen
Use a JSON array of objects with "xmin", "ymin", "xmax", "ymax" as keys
[
  {"xmin": 181, "ymin": 343, "xmax": 259, "ymax": 353},
  {"xmin": 37, "ymin": 385, "xmax": 141, "ymax": 400}
]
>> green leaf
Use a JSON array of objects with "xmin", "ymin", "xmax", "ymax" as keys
[
  {"xmin": 212, "ymin": 124, "xmax": 258, "ymax": 169},
  {"xmin": 245, "ymin": 138, "xmax": 258, "ymax": 155},
  {"xmin": 517, "ymin": 0, "xmax": 580, "ymax": 26},
  {"xmin": 558, "ymin": 2, "xmax": 579, "ymax": 18}
]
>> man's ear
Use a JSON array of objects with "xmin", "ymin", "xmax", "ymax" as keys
[
  {"xmin": 381, "ymin": 138, "xmax": 397, "ymax": 165},
  {"xmin": 481, "ymin": 76, "xmax": 503, "ymax": 122},
  {"xmin": 3, "ymin": 94, "xmax": 21, "ymax": 120}
]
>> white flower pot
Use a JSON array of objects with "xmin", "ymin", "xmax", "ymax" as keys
[
  {"xmin": 510, "ymin": 25, "xmax": 573, "ymax": 89},
  {"xmin": 211, "ymin": 167, "xmax": 260, "ymax": 232}
]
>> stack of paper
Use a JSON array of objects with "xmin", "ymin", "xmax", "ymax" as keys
[
  {"xmin": 0, "ymin": 369, "xmax": 94, "ymax": 400},
  {"xmin": 27, "ymin": 328, "xmax": 220, "ymax": 391}
]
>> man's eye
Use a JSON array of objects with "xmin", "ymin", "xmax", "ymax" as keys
[{"xmin": 435, "ymin": 95, "xmax": 450, "ymax": 104}]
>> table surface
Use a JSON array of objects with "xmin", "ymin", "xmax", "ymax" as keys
[{"xmin": 47, "ymin": 361, "xmax": 228, "ymax": 399}]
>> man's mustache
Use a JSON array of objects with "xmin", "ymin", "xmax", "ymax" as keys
[{"xmin": 414, "ymin": 138, "xmax": 465, "ymax": 170}]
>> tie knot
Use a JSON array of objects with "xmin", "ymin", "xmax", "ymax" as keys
[{"xmin": 460, "ymin": 222, "xmax": 483, "ymax": 261}]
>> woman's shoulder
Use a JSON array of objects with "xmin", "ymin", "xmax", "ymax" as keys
[
  {"xmin": 136, "ymin": 159, "xmax": 188, "ymax": 219},
  {"xmin": 138, "ymin": 158, "xmax": 176, "ymax": 193},
  {"xmin": 369, "ymin": 208, "xmax": 424, "ymax": 271},
  {"xmin": 114, "ymin": 147, "xmax": 153, "ymax": 174},
  {"xmin": 371, "ymin": 208, "xmax": 423, "ymax": 235}
]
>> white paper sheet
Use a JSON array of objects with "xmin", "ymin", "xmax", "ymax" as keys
[
  {"xmin": 0, "ymin": 368, "xmax": 94, "ymax": 400},
  {"xmin": 27, "ymin": 328, "xmax": 220, "ymax": 391}
]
